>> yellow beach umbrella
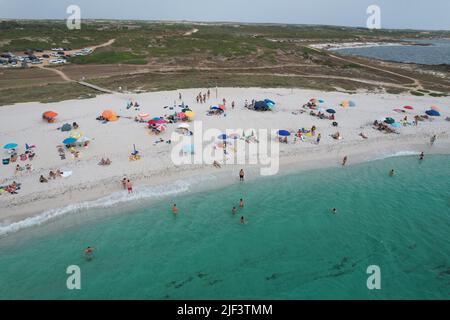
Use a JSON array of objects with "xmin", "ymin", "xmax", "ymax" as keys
[
  {"xmin": 70, "ymin": 131, "xmax": 83, "ymax": 139},
  {"xmin": 185, "ymin": 111, "xmax": 196, "ymax": 119}
]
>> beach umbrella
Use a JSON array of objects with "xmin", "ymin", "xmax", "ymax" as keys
[
  {"xmin": 431, "ymin": 106, "xmax": 441, "ymax": 112},
  {"xmin": 278, "ymin": 130, "xmax": 291, "ymax": 137},
  {"xmin": 61, "ymin": 123, "xmax": 72, "ymax": 132},
  {"xmin": 63, "ymin": 137, "xmax": 77, "ymax": 145},
  {"xmin": 229, "ymin": 133, "xmax": 241, "ymax": 140},
  {"xmin": 77, "ymin": 136, "xmax": 91, "ymax": 143},
  {"xmin": 318, "ymin": 99, "xmax": 325, "ymax": 104},
  {"xmin": 218, "ymin": 104, "xmax": 226, "ymax": 111},
  {"xmin": 265, "ymin": 99, "xmax": 276, "ymax": 105},
  {"xmin": 182, "ymin": 144, "xmax": 195, "ymax": 154},
  {"xmin": 177, "ymin": 123, "xmax": 190, "ymax": 130},
  {"xmin": 425, "ymin": 110, "xmax": 440, "ymax": 117},
  {"xmin": 155, "ymin": 124, "xmax": 166, "ymax": 132},
  {"xmin": 393, "ymin": 109, "xmax": 404, "ymax": 113},
  {"xmin": 148, "ymin": 118, "xmax": 167, "ymax": 125},
  {"xmin": 326, "ymin": 109, "xmax": 336, "ymax": 114},
  {"xmin": 185, "ymin": 111, "xmax": 195, "ymax": 119},
  {"xmin": 384, "ymin": 117, "xmax": 395, "ymax": 124},
  {"xmin": 349, "ymin": 101, "xmax": 356, "ymax": 107},
  {"xmin": 70, "ymin": 131, "xmax": 83, "ymax": 139},
  {"xmin": 391, "ymin": 122, "xmax": 402, "ymax": 128},
  {"xmin": 309, "ymin": 98, "xmax": 317, "ymax": 103},
  {"xmin": 218, "ymin": 134, "xmax": 229, "ymax": 140},
  {"xmin": 211, "ymin": 106, "xmax": 221, "ymax": 110},
  {"xmin": 3, "ymin": 143, "xmax": 18, "ymax": 150},
  {"xmin": 177, "ymin": 112, "xmax": 187, "ymax": 119},
  {"xmin": 102, "ymin": 109, "xmax": 118, "ymax": 121},
  {"xmin": 404, "ymin": 106, "xmax": 414, "ymax": 110},
  {"xmin": 43, "ymin": 111, "xmax": 58, "ymax": 119},
  {"xmin": 138, "ymin": 113, "xmax": 150, "ymax": 118}
]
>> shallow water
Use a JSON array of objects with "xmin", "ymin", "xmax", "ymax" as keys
[
  {"xmin": 334, "ymin": 39, "xmax": 450, "ymax": 65},
  {"xmin": 0, "ymin": 155, "xmax": 449, "ymax": 299}
]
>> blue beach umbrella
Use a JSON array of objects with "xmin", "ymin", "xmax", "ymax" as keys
[
  {"xmin": 264, "ymin": 99, "xmax": 275, "ymax": 105},
  {"xmin": 326, "ymin": 109, "xmax": 336, "ymax": 114},
  {"xmin": 182, "ymin": 144, "xmax": 195, "ymax": 154},
  {"xmin": 63, "ymin": 137, "xmax": 77, "ymax": 145},
  {"xmin": 391, "ymin": 122, "xmax": 402, "ymax": 128},
  {"xmin": 318, "ymin": 99, "xmax": 325, "ymax": 103},
  {"xmin": 349, "ymin": 101, "xmax": 356, "ymax": 107},
  {"xmin": 278, "ymin": 130, "xmax": 291, "ymax": 137},
  {"xmin": 218, "ymin": 134, "xmax": 228, "ymax": 140},
  {"xmin": 425, "ymin": 110, "xmax": 440, "ymax": 117},
  {"xmin": 3, "ymin": 143, "xmax": 18, "ymax": 149}
]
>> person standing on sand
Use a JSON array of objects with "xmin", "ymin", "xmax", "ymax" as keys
[
  {"xmin": 430, "ymin": 135, "xmax": 437, "ymax": 146},
  {"xmin": 342, "ymin": 156, "xmax": 348, "ymax": 166},
  {"xmin": 316, "ymin": 133, "xmax": 321, "ymax": 145},
  {"xmin": 126, "ymin": 179, "xmax": 133, "ymax": 194},
  {"xmin": 232, "ymin": 101, "xmax": 235, "ymax": 109},
  {"xmin": 122, "ymin": 177, "xmax": 127, "ymax": 189},
  {"xmin": 172, "ymin": 204, "xmax": 179, "ymax": 214},
  {"xmin": 239, "ymin": 169, "xmax": 245, "ymax": 182},
  {"xmin": 419, "ymin": 152, "xmax": 424, "ymax": 161},
  {"xmin": 179, "ymin": 93, "xmax": 182, "ymax": 100},
  {"xmin": 207, "ymin": 89, "xmax": 210, "ymax": 99}
]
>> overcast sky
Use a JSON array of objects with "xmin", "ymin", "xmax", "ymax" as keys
[{"xmin": 1, "ymin": 0, "xmax": 449, "ymax": 30}]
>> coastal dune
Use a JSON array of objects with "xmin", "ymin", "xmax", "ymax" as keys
[{"xmin": 0, "ymin": 88, "xmax": 449, "ymax": 233}]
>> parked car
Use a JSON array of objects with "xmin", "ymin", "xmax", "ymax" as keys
[{"xmin": 42, "ymin": 54, "xmax": 50, "ymax": 58}]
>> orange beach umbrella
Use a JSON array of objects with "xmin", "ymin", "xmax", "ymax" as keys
[
  {"xmin": 43, "ymin": 111, "xmax": 58, "ymax": 119},
  {"xmin": 102, "ymin": 109, "xmax": 118, "ymax": 121}
]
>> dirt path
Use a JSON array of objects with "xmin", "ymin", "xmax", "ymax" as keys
[{"xmin": 306, "ymin": 46, "xmax": 423, "ymax": 90}]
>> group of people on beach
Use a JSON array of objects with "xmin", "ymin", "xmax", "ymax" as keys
[
  {"xmin": 39, "ymin": 169, "xmax": 63, "ymax": 183},
  {"xmin": 122, "ymin": 177, "xmax": 133, "ymax": 193},
  {"xmin": 196, "ymin": 90, "xmax": 210, "ymax": 104}
]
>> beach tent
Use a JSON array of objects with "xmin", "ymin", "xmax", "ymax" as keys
[
  {"xmin": 43, "ymin": 111, "xmax": 58, "ymax": 119},
  {"xmin": 3, "ymin": 143, "xmax": 18, "ymax": 150},
  {"xmin": 425, "ymin": 110, "xmax": 440, "ymax": 117},
  {"xmin": 254, "ymin": 101, "xmax": 272, "ymax": 111},
  {"xmin": 102, "ymin": 109, "xmax": 118, "ymax": 121},
  {"xmin": 61, "ymin": 123, "xmax": 72, "ymax": 132},
  {"xmin": 278, "ymin": 130, "xmax": 291, "ymax": 137},
  {"xmin": 63, "ymin": 137, "xmax": 77, "ymax": 145}
]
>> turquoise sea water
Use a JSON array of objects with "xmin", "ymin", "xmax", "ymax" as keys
[{"xmin": 0, "ymin": 155, "xmax": 449, "ymax": 299}]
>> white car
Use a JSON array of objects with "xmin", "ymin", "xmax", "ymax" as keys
[{"xmin": 49, "ymin": 59, "xmax": 66, "ymax": 64}]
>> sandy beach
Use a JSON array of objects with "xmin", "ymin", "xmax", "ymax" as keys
[{"xmin": 1, "ymin": 87, "xmax": 449, "ymax": 234}]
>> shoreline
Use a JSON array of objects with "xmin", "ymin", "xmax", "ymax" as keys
[
  {"xmin": 1, "ymin": 133, "xmax": 449, "ymax": 237},
  {"xmin": 1, "ymin": 87, "xmax": 449, "ymax": 236}
]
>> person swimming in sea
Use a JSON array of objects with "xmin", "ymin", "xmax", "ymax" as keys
[
  {"xmin": 332, "ymin": 208, "xmax": 337, "ymax": 214},
  {"xmin": 240, "ymin": 216, "xmax": 245, "ymax": 224},
  {"xmin": 232, "ymin": 207, "xmax": 237, "ymax": 215},
  {"xmin": 389, "ymin": 169, "xmax": 395, "ymax": 176},
  {"xmin": 239, "ymin": 199, "xmax": 244, "ymax": 208},
  {"xmin": 172, "ymin": 204, "xmax": 179, "ymax": 214},
  {"xmin": 84, "ymin": 246, "xmax": 94, "ymax": 261},
  {"xmin": 419, "ymin": 152, "xmax": 424, "ymax": 161},
  {"xmin": 342, "ymin": 156, "xmax": 348, "ymax": 166}
]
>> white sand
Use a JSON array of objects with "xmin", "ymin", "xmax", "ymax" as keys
[{"xmin": 0, "ymin": 88, "xmax": 449, "ymax": 233}]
